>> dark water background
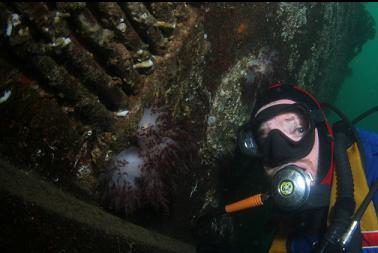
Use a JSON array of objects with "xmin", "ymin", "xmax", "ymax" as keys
[{"xmin": 330, "ymin": 3, "xmax": 378, "ymax": 132}]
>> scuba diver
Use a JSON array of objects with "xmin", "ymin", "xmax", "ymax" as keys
[{"xmin": 196, "ymin": 83, "xmax": 378, "ymax": 253}]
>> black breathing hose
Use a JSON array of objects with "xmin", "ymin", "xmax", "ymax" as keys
[
  {"xmin": 352, "ymin": 106, "xmax": 378, "ymax": 125},
  {"xmin": 321, "ymin": 103, "xmax": 367, "ymax": 171},
  {"xmin": 315, "ymin": 132, "xmax": 356, "ymax": 253},
  {"xmin": 353, "ymin": 180, "xmax": 378, "ymax": 223},
  {"xmin": 340, "ymin": 180, "xmax": 378, "ymax": 250},
  {"xmin": 315, "ymin": 104, "xmax": 378, "ymax": 252},
  {"xmin": 333, "ymin": 132, "xmax": 356, "ymax": 215}
]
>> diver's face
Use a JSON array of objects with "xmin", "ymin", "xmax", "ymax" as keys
[{"xmin": 255, "ymin": 100, "xmax": 319, "ymax": 183}]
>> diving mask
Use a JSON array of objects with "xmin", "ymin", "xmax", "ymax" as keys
[{"xmin": 239, "ymin": 102, "xmax": 316, "ymax": 168}]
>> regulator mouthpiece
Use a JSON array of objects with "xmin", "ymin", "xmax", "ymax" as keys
[
  {"xmin": 224, "ymin": 166, "xmax": 317, "ymax": 214},
  {"xmin": 271, "ymin": 165, "xmax": 312, "ymax": 211}
]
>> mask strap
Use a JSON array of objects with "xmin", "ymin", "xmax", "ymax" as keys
[{"xmin": 310, "ymin": 109, "xmax": 326, "ymax": 125}]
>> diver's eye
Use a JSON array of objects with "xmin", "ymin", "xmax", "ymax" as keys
[{"xmin": 296, "ymin": 127, "xmax": 305, "ymax": 134}]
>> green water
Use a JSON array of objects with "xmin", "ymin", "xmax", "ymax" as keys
[{"xmin": 331, "ymin": 3, "xmax": 378, "ymax": 132}]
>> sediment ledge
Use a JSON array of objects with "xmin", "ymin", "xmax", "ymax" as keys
[{"xmin": 0, "ymin": 158, "xmax": 195, "ymax": 253}]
